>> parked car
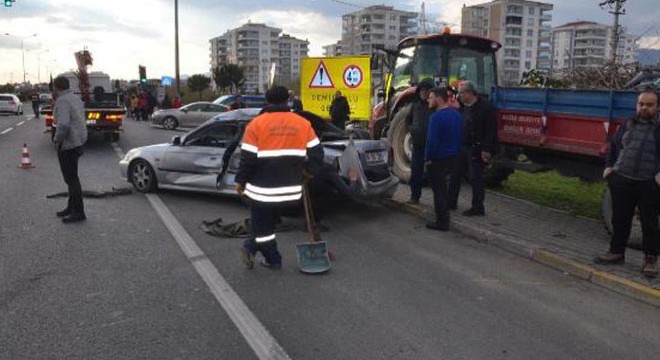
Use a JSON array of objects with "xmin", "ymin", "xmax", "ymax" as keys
[
  {"xmin": 212, "ymin": 94, "xmax": 266, "ymax": 109},
  {"xmin": 151, "ymin": 101, "xmax": 229, "ymax": 130},
  {"xmin": 120, "ymin": 108, "xmax": 399, "ymax": 201},
  {"xmin": 0, "ymin": 94, "xmax": 24, "ymax": 115}
]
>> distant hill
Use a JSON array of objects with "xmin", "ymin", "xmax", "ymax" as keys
[{"xmin": 638, "ymin": 49, "xmax": 660, "ymax": 66}]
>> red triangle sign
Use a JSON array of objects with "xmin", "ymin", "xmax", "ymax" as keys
[{"xmin": 308, "ymin": 60, "xmax": 334, "ymax": 88}]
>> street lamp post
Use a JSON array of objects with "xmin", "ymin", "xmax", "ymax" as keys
[
  {"xmin": 36, "ymin": 49, "xmax": 50, "ymax": 83},
  {"xmin": 4, "ymin": 33, "xmax": 37, "ymax": 84},
  {"xmin": 174, "ymin": 0, "xmax": 180, "ymax": 93}
]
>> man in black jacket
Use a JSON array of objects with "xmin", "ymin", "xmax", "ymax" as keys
[
  {"xmin": 595, "ymin": 89, "xmax": 659, "ymax": 278},
  {"xmin": 329, "ymin": 91, "xmax": 350, "ymax": 129},
  {"xmin": 405, "ymin": 78, "xmax": 434, "ymax": 204},
  {"xmin": 448, "ymin": 80, "xmax": 498, "ymax": 216}
]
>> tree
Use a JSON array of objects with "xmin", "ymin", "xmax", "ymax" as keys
[
  {"xmin": 187, "ymin": 74, "xmax": 211, "ymax": 100},
  {"xmin": 215, "ymin": 64, "xmax": 245, "ymax": 93},
  {"xmin": 212, "ymin": 65, "xmax": 232, "ymax": 94}
]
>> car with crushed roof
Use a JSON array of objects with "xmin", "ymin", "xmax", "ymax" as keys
[{"xmin": 119, "ymin": 108, "xmax": 399, "ymax": 201}]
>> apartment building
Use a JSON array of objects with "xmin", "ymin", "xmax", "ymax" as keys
[
  {"xmin": 551, "ymin": 21, "xmax": 639, "ymax": 71},
  {"xmin": 209, "ymin": 23, "xmax": 308, "ymax": 93},
  {"xmin": 461, "ymin": 0, "xmax": 553, "ymax": 85},
  {"xmin": 323, "ymin": 41, "xmax": 343, "ymax": 57},
  {"xmin": 340, "ymin": 5, "xmax": 418, "ymax": 55}
]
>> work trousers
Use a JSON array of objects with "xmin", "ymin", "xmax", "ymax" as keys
[
  {"xmin": 245, "ymin": 204, "xmax": 282, "ymax": 265},
  {"xmin": 32, "ymin": 102, "xmax": 39, "ymax": 118},
  {"xmin": 409, "ymin": 144, "xmax": 426, "ymax": 201},
  {"xmin": 58, "ymin": 147, "xmax": 85, "ymax": 215},
  {"xmin": 608, "ymin": 172, "xmax": 659, "ymax": 256},
  {"xmin": 428, "ymin": 156, "xmax": 458, "ymax": 224},
  {"xmin": 448, "ymin": 147, "xmax": 485, "ymax": 211}
]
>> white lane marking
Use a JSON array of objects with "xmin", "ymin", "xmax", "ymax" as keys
[
  {"xmin": 1, "ymin": 127, "xmax": 13, "ymax": 134},
  {"xmin": 17, "ymin": 121, "xmax": 25, "ymax": 126},
  {"xmin": 110, "ymin": 142, "xmax": 290, "ymax": 360}
]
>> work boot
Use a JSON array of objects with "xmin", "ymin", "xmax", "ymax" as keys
[
  {"xmin": 56, "ymin": 208, "xmax": 71, "ymax": 217},
  {"xmin": 462, "ymin": 208, "xmax": 485, "ymax": 217},
  {"xmin": 641, "ymin": 255, "xmax": 658, "ymax": 278},
  {"xmin": 426, "ymin": 221, "xmax": 449, "ymax": 231},
  {"xmin": 62, "ymin": 213, "xmax": 86, "ymax": 223},
  {"xmin": 594, "ymin": 252, "xmax": 625, "ymax": 265},
  {"xmin": 259, "ymin": 258, "xmax": 282, "ymax": 270},
  {"xmin": 406, "ymin": 198, "xmax": 420, "ymax": 205}
]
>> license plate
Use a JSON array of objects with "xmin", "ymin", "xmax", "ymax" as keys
[
  {"xmin": 365, "ymin": 150, "xmax": 386, "ymax": 164},
  {"xmin": 86, "ymin": 119, "xmax": 96, "ymax": 125}
]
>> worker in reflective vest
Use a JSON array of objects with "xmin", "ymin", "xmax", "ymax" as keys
[{"xmin": 236, "ymin": 86, "xmax": 324, "ymax": 269}]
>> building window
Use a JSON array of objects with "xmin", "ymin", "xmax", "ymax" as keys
[
  {"xmin": 526, "ymin": 50, "xmax": 532, "ymax": 58},
  {"xmin": 525, "ymin": 61, "xmax": 531, "ymax": 69},
  {"xmin": 526, "ymin": 39, "xmax": 533, "ymax": 47},
  {"xmin": 527, "ymin": 18, "xmax": 535, "ymax": 27},
  {"xmin": 527, "ymin": 29, "xmax": 534, "ymax": 37},
  {"xmin": 528, "ymin": 7, "xmax": 535, "ymax": 15},
  {"xmin": 390, "ymin": 14, "xmax": 397, "ymax": 20},
  {"xmin": 389, "ymin": 25, "xmax": 396, "ymax": 31}
]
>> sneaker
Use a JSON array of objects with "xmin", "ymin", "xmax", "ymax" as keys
[
  {"xmin": 641, "ymin": 255, "xmax": 658, "ymax": 278},
  {"xmin": 406, "ymin": 198, "xmax": 420, "ymax": 205},
  {"xmin": 462, "ymin": 208, "xmax": 485, "ymax": 217},
  {"xmin": 62, "ymin": 213, "xmax": 86, "ymax": 223},
  {"xmin": 426, "ymin": 221, "xmax": 449, "ymax": 231},
  {"xmin": 240, "ymin": 245, "xmax": 254, "ymax": 269},
  {"xmin": 56, "ymin": 208, "xmax": 71, "ymax": 217},
  {"xmin": 594, "ymin": 252, "xmax": 625, "ymax": 265},
  {"xmin": 259, "ymin": 258, "xmax": 282, "ymax": 270}
]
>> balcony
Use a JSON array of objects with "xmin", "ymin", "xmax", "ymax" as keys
[
  {"xmin": 507, "ymin": 5, "xmax": 523, "ymax": 15},
  {"xmin": 540, "ymin": 13, "xmax": 552, "ymax": 22}
]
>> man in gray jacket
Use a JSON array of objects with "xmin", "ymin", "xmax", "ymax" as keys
[{"xmin": 53, "ymin": 76, "xmax": 88, "ymax": 223}]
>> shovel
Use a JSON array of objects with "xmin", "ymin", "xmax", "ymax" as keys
[{"xmin": 296, "ymin": 181, "xmax": 332, "ymax": 274}]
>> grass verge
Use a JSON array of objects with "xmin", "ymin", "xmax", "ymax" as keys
[{"xmin": 494, "ymin": 170, "xmax": 605, "ymax": 219}]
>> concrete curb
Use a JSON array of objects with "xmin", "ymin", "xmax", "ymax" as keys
[{"xmin": 382, "ymin": 198, "xmax": 660, "ymax": 308}]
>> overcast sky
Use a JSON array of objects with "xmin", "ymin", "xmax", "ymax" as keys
[{"xmin": 0, "ymin": 0, "xmax": 658, "ymax": 84}]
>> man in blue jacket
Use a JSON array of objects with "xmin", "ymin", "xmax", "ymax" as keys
[{"xmin": 425, "ymin": 88, "xmax": 463, "ymax": 231}]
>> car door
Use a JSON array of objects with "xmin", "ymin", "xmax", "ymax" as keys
[
  {"xmin": 178, "ymin": 103, "xmax": 205, "ymax": 127},
  {"xmin": 159, "ymin": 121, "xmax": 241, "ymax": 190}
]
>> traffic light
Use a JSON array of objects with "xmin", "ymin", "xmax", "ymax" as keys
[
  {"xmin": 139, "ymin": 65, "xmax": 147, "ymax": 85},
  {"xmin": 4, "ymin": 0, "xmax": 13, "ymax": 7}
]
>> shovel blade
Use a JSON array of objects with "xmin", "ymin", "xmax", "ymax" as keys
[{"xmin": 296, "ymin": 241, "xmax": 331, "ymax": 274}]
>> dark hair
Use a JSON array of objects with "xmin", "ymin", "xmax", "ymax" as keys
[
  {"xmin": 429, "ymin": 87, "xmax": 449, "ymax": 102},
  {"xmin": 53, "ymin": 76, "xmax": 70, "ymax": 91},
  {"xmin": 265, "ymin": 86, "xmax": 289, "ymax": 105},
  {"xmin": 638, "ymin": 87, "xmax": 659, "ymax": 103}
]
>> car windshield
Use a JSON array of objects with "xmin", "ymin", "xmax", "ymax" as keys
[
  {"xmin": 212, "ymin": 95, "xmax": 232, "ymax": 105},
  {"xmin": 391, "ymin": 43, "xmax": 496, "ymax": 95},
  {"xmin": 0, "ymin": 95, "xmax": 13, "ymax": 101}
]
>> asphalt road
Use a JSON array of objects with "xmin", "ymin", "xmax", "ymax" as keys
[{"xmin": 1, "ymin": 108, "xmax": 659, "ymax": 360}]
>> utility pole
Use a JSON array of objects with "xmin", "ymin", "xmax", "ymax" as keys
[
  {"xmin": 599, "ymin": 0, "xmax": 626, "ymax": 65},
  {"xmin": 174, "ymin": 0, "xmax": 181, "ymax": 94}
]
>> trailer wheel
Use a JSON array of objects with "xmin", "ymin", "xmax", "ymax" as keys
[
  {"xmin": 601, "ymin": 186, "xmax": 643, "ymax": 249},
  {"xmin": 388, "ymin": 105, "xmax": 412, "ymax": 183}
]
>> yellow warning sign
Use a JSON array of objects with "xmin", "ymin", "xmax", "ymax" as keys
[{"xmin": 300, "ymin": 56, "xmax": 371, "ymax": 121}]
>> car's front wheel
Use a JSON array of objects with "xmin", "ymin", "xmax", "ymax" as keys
[
  {"xmin": 162, "ymin": 116, "xmax": 178, "ymax": 130},
  {"xmin": 130, "ymin": 160, "xmax": 158, "ymax": 193}
]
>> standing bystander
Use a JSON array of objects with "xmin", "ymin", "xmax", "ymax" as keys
[
  {"xmin": 448, "ymin": 80, "xmax": 498, "ymax": 216},
  {"xmin": 235, "ymin": 86, "xmax": 324, "ymax": 269},
  {"xmin": 52, "ymin": 76, "xmax": 88, "ymax": 223},
  {"xmin": 288, "ymin": 90, "xmax": 303, "ymax": 112},
  {"xmin": 425, "ymin": 88, "xmax": 464, "ymax": 231},
  {"xmin": 30, "ymin": 91, "xmax": 40, "ymax": 119},
  {"xmin": 329, "ymin": 91, "xmax": 350, "ymax": 130},
  {"xmin": 405, "ymin": 78, "xmax": 434, "ymax": 204},
  {"xmin": 595, "ymin": 89, "xmax": 660, "ymax": 278},
  {"xmin": 229, "ymin": 95, "xmax": 247, "ymax": 110}
]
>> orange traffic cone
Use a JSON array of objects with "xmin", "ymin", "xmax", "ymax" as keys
[{"xmin": 19, "ymin": 143, "xmax": 35, "ymax": 169}]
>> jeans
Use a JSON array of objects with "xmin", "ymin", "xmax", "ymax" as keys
[
  {"xmin": 448, "ymin": 147, "xmax": 485, "ymax": 211},
  {"xmin": 428, "ymin": 157, "xmax": 457, "ymax": 224},
  {"xmin": 409, "ymin": 144, "xmax": 426, "ymax": 201},
  {"xmin": 58, "ymin": 147, "xmax": 84, "ymax": 215},
  {"xmin": 608, "ymin": 172, "xmax": 659, "ymax": 256}
]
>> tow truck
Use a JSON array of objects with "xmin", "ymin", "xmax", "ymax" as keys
[{"xmin": 43, "ymin": 50, "xmax": 125, "ymax": 142}]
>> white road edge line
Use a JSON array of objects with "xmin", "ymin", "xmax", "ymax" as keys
[
  {"xmin": 1, "ymin": 127, "xmax": 13, "ymax": 134},
  {"xmin": 17, "ymin": 121, "xmax": 25, "ymax": 126},
  {"xmin": 110, "ymin": 143, "xmax": 290, "ymax": 360}
]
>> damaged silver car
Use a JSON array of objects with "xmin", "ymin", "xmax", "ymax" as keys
[{"xmin": 119, "ymin": 108, "xmax": 399, "ymax": 200}]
